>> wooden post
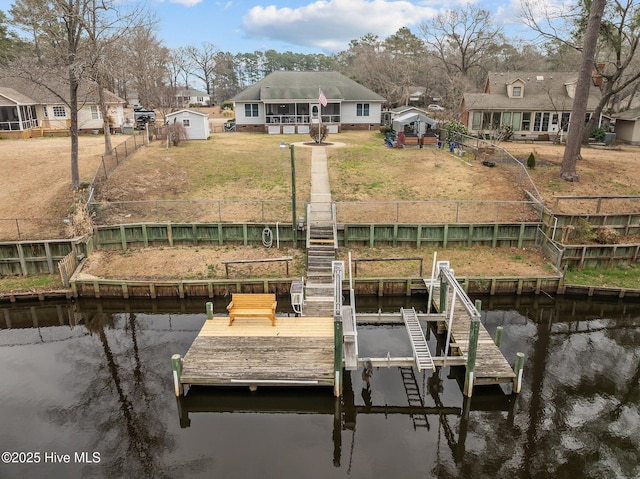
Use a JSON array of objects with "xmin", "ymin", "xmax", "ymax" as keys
[
  {"xmin": 439, "ymin": 276, "xmax": 448, "ymax": 314},
  {"xmin": 172, "ymin": 354, "xmax": 184, "ymax": 396},
  {"xmin": 464, "ymin": 319, "xmax": 480, "ymax": 397},
  {"xmin": 513, "ymin": 352, "xmax": 525, "ymax": 393},
  {"xmin": 334, "ymin": 319, "xmax": 343, "ymax": 397},
  {"xmin": 474, "ymin": 299, "xmax": 482, "ymax": 312},
  {"xmin": 206, "ymin": 301, "xmax": 214, "ymax": 319},
  {"xmin": 290, "ymin": 144, "xmax": 297, "ymax": 248},
  {"xmin": 495, "ymin": 326, "xmax": 504, "ymax": 347}
]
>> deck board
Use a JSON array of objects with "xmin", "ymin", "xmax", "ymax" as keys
[
  {"xmin": 430, "ymin": 282, "xmax": 515, "ymax": 382},
  {"xmin": 181, "ymin": 316, "xmax": 335, "ymax": 387}
]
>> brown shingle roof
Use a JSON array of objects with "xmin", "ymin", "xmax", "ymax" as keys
[
  {"xmin": 464, "ymin": 71, "xmax": 601, "ymax": 111},
  {"xmin": 0, "ymin": 74, "xmax": 124, "ymax": 105}
]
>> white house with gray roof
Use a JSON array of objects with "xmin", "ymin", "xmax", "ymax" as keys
[
  {"xmin": 0, "ymin": 77, "xmax": 125, "ymax": 138},
  {"xmin": 232, "ymin": 71, "xmax": 386, "ymax": 134},
  {"xmin": 462, "ymin": 71, "xmax": 603, "ymax": 140}
]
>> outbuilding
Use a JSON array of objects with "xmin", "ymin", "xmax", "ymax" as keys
[
  {"xmin": 613, "ymin": 107, "xmax": 640, "ymax": 145},
  {"xmin": 165, "ymin": 109, "xmax": 210, "ymax": 140}
]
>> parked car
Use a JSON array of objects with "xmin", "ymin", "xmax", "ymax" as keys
[{"xmin": 427, "ymin": 104, "xmax": 445, "ymax": 111}]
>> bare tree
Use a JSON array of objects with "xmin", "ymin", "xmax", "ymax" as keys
[
  {"xmin": 419, "ymin": 6, "xmax": 504, "ymax": 90},
  {"xmin": 10, "ymin": 0, "xmax": 90, "ymax": 190},
  {"xmin": 184, "ymin": 42, "xmax": 218, "ymax": 96},
  {"xmin": 123, "ymin": 25, "xmax": 171, "ymax": 110},
  {"xmin": 338, "ymin": 34, "xmax": 396, "ymax": 105},
  {"xmin": 561, "ymin": 0, "xmax": 606, "ymax": 182},
  {"xmin": 83, "ymin": 0, "xmax": 153, "ymax": 155}
]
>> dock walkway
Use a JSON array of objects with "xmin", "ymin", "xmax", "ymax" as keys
[{"xmin": 429, "ymin": 280, "xmax": 515, "ymax": 385}]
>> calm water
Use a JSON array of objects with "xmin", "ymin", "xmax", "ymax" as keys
[{"xmin": 0, "ymin": 295, "xmax": 639, "ymax": 479}]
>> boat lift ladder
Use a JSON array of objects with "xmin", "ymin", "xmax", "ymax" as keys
[{"xmin": 401, "ymin": 307, "xmax": 435, "ymax": 372}]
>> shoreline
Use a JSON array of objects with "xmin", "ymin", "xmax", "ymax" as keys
[{"xmin": 2, "ymin": 275, "xmax": 638, "ymax": 303}]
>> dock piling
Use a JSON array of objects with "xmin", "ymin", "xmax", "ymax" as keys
[
  {"xmin": 495, "ymin": 326, "xmax": 504, "ymax": 347},
  {"xmin": 464, "ymin": 318, "xmax": 480, "ymax": 397},
  {"xmin": 513, "ymin": 352, "xmax": 525, "ymax": 393},
  {"xmin": 334, "ymin": 319, "xmax": 343, "ymax": 397},
  {"xmin": 206, "ymin": 301, "xmax": 214, "ymax": 319},
  {"xmin": 172, "ymin": 354, "xmax": 184, "ymax": 397}
]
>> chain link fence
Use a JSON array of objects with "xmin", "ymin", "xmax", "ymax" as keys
[
  {"xmin": 447, "ymin": 132, "xmax": 544, "ymax": 204},
  {"xmin": 89, "ymin": 199, "xmax": 297, "ymax": 224},
  {"xmin": 0, "ymin": 218, "xmax": 70, "ymax": 242},
  {"xmin": 336, "ymin": 200, "xmax": 542, "ymax": 224}
]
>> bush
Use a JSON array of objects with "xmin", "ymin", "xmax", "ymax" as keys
[
  {"xmin": 221, "ymin": 100, "xmax": 234, "ymax": 111},
  {"xmin": 527, "ymin": 152, "xmax": 536, "ymax": 169},
  {"xmin": 595, "ymin": 227, "xmax": 620, "ymax": 244},
  {"xmin": 379, "ymin": 125, "xmax": 392, "ymax": 136},
  {"xmin": 310, "ymin": 124, "xmax": 328, "ymax": 144},
  {"xmin": 590, "ymin": 127, "xmax": 606, "ymax": 142},
  {"xmin": 443, "ymin": 119, "xmax": 468, "ymax": 143},
  {"xmin": 572, "ymin": 218, "xmax": 596, "ymax": 244}
]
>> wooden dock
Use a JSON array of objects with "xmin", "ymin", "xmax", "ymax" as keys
[
  {"xmin": 430, "ymin": 281, "xmax": 515, "ymax": 386},
  {"xmin": 179, "ymin": 316, "xmax": 335, "ymax": 389}
]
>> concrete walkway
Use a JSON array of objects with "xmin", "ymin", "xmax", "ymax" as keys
[
  {"xmin": 304, "ymin": 145, "xmax": 336, "ymax": 317},
  {"xmin": 309, "ymin": 146, "xmax": 333, "ymax": 222}
]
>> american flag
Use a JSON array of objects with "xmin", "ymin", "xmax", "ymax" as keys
[{"xmin": 318, "ymin": 89, "xmax": 328, "ymax": 107}]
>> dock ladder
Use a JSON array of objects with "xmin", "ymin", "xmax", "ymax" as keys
[{"xmin": 401, "ymin": 307, "xmax": 435, "ymax": 372}]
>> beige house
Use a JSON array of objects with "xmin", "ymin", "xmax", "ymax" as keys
[
  {"xmin": 614, "ymin": 107, "xmax": 640, "ymax": 145},
  {"xmin": 0, "ymin": 77, "xmax": 125, "ymax": 138},
  {"xmin": 232, "ymin": 71, "xmax": 386, "ymax": 134},
  {"xmin": 462, "ymin": 71, "xmax": 603, "ymax": 140}
]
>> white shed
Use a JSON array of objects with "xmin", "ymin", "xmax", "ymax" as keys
[{"xmin": 166, "ymin": 109, "xmax": 210, "ymax": 140}]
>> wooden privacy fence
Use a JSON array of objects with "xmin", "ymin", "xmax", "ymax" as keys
[
  {"xmin": 543, "ymin": 212, "xmax": 640, "ymax": 242},
  {"xmin": 58, "ymin": 250, "xmax": 78, "ymax": 287},
  {"xmin": 93, "ymin": 223, "xmax": 297, "ymax": 250},
  {"xmin": 0, "ymin": 237, "xmax": 90, "ymax": 276},
  {"xmin": 561, "ymin": 244, "xmax": 640, "ymax": 269},
  {"xmin": 341, "ymin": 222, "xmax": 540, "ymax": 248},
  {"xmin": 93, "ymin": 222, "xmax": 542, "ymax": 251}
]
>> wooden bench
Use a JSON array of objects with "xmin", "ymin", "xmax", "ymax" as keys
[{"xmin": 226, "ymin": 293, "xmax": 277, "ymax": 326}]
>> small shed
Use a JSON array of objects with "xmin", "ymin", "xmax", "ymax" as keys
[
  {"xmin": 165, "ymin": 109, "xmax": 210, "ymax": 140},
  {"xmin": 614, "ymin": 108, "xmax": 640, "ymax": 145}
]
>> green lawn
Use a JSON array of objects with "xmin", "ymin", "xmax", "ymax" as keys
[{"xmin": 564, "ymin": 264, "xmax": 640, "ymax": 289}]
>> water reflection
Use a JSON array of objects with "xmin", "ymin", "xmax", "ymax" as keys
[{"xmin": 0, "ymin": 296, "xmax": 639, "ymax": 478}]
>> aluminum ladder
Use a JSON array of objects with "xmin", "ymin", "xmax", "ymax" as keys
[{"xmin": 401, "ymin": 307, "xmax": 435, "ymax": 372}]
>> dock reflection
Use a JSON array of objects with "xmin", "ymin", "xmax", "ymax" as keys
[{"xmin": 175, "ymin": 368, "xmax": 516, "ymax": 468}]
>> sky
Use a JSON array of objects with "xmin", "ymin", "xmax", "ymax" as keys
[{"xmin": 0, "ymin": 0, "xmax": 551, "ymax": 54}]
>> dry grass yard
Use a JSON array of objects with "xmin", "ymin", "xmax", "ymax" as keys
[{"xmin": 1, "ymin": 129, "xmax": 639, "ymax": 284}]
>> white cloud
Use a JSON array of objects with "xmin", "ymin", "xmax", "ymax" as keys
[
  {"xmin": 242, "ymin": 0, "xmax": 443, "ymax": 51},
  {"xmin": 168, "ymin": 0, "xmax": 203, "ymax": 7}
]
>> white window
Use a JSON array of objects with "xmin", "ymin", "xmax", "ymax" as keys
[
  {"xmin": 90, "ymin": 105, "xmax": 102, "ymax": 120},
  {"xmin": 472, "ymin": 112, "xmax": 482, "ymax": 130},
  {"xmin": 43, "ymin": 107, "xmax": 48, "ymax": 119},
  {"xmin": 244, "ymin": 104, "xmax": 259, "ymax": 117},
  {"xmin": 52, "ymin": 106, "xmax": 66, "ymax": 118},
  {"xmin": 182, "ymin": 118, "xmax": 190, "ymax": 128},
  {"xmin": 512, "ymin": 86, "xmax": 522, "ymax": 97},
  {"xmin": 356, "ymin": 103, "xmax": 370, "ymax": 117}
]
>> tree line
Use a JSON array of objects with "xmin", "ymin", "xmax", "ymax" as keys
[{"xmin": 0, "ymin": 0, "xmax": 639, "ymax": 185}]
